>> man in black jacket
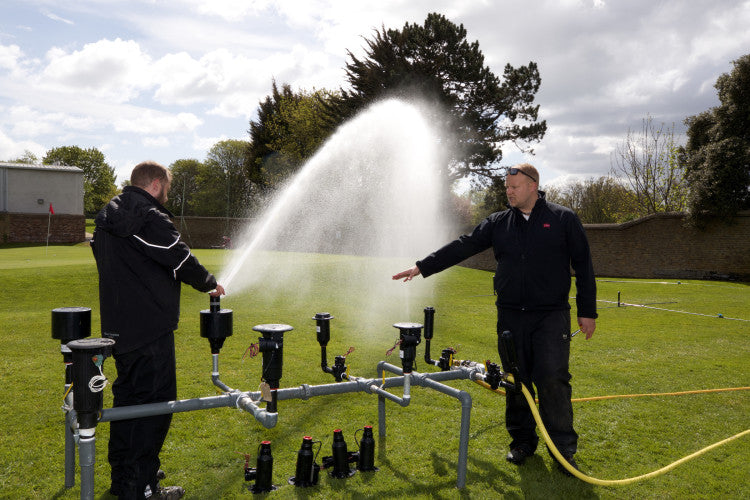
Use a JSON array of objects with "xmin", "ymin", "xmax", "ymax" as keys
[
  {"xmin": 92, "ymin": 161, "xmax": 225, "ymax": 499},
  {"xmin": 393, "ymin": 163, "xmax": 596, "ymax": 474}
]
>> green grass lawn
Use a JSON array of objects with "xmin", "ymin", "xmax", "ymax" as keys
[{"xmin": 0, "ymin": 244, "xmax": 748, "ymax": 499}]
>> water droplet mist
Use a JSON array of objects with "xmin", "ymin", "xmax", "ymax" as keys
[{"xmin": 218, "ymin": 99, "xmax": 456, "ymax": 323}]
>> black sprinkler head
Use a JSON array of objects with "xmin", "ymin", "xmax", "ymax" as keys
[
  {"xmin": 393, "ymin": 322, "xmax": 423, "ymax": 373},
  {"xmin": 52, "ymin": 307, "xmax": 91, "ymax": 344},
  {"xmin": 200, "ymin": 295, "xmax": 233, "ymax": 354},
  {"xmin": 313, "ymin": 312, "xmax": 333, "ymax": 346}
]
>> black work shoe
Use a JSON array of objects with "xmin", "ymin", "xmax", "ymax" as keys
[
  {"xmin": 153, "ymin": 485, "xmax": 185, "ymax": 499},
  {"xmin": 557, "ymin": 455, "xmax": 579, "ymax": 476},
  {"xmin": 156, "ymin": 469, "xmax": 166, "ymax": 480},
  {"xmin": 506, "ymin": 446, "xmax": 534, "ymax": 465}
]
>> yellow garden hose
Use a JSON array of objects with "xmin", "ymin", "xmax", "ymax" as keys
[
  {"xmin": 475, "ymin": 378, "xmax": 750, "ymax": 485},
  {"xmin": 484, "ymin": 385, "xmax": 750, "ymax": 402}
]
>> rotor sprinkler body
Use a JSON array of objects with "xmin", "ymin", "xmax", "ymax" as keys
[
  {"xmin": 289, "ymin": 436, "xmax": 320, "ymax": 487},
  {"xmin": 356, "ymin": 426, "xmax": 378, "ymax": 472},
  {"xmin": 323, "ymin": 429, "xmax": 357, "ymax": 478},
  {"xmin": 422, "ymin": 306, "xmax": 437, "ymax": 366},
  {"xmin": 66, "ymin": 338, "xmax": 115, "ymax": 429},
  {"xmin": 52, "ymin": 307, "xmax": 92, "ymax": 385},
  {"xmin": 253, "ymin": 323, "xmax": 292, "ymax": 413},
  {"xmin": 200, "ymin": 295, "xmax": 233, "ymax": 354},
  {"xmin": 393, "ymin": 322, "xmax": 423, "ymax": 374},
  {"xmin": 314, "ymin": 313, "xmax": 337, "ymax": 377},
  {"xmin": 245, "ymin": 441, "xmax": 277, "ymax": 493}
]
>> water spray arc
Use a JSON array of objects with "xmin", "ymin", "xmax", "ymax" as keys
[{"xmin": 216, "ymin": 99, "xmax": 453, "ymax": 298}]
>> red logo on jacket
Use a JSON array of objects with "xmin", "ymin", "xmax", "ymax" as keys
[{"xmin": 543, "ymin": 223, "xmax": 550, "ymax": 228}]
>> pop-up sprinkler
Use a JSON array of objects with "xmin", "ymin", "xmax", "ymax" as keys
[
  {"xmin": 392, "ymin": 322, "xmax": 422, "ymax": 374},
  {"xmin": 244, "ymin": 441, "xmax": 277, "ymax": 493},
  {"xmin": 322, "ymin": 429, "xmax": 357, "ymax": 478},
  {"xmin": 66, "ymin": 337, "xmax": 115, "ymax": 500},
  {"xmin": 200, "ymin": 295, "xmax": 233, "ymax": 354},
  {"xmin": 51, "ymin": 307, "xmax": 92, "ymax": 488},
  {"xmin": 252, "ymin": 323, "xmax": 292, "ymax": 413},
  {"xmin": 355, "ymin": 425, "xmax": 378, "ymax": 472},
  {"xmin": 289, "ymin": 436, "xmax": 321, "ymax": 487}
]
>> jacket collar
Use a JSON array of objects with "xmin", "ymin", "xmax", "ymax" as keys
[
  {"xmin": 123, "ymin": 185, "xmax": 175, "ymax": 218},
  {"xmin": 509, "ymin": 190, "xmax": 547, "ymax": 216}
]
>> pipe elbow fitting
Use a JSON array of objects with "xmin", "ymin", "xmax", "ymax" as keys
[{"xmin": 457, "ymin": 390, "xmax": 472, "ymax": 408}]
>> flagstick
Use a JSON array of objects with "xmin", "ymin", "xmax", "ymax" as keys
[{"xmin": 46, "ymin": 209, "xmax": 51, "ymax": 256}]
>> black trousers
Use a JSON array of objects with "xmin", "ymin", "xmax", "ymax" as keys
[
  {"xmin": 109, "ymin": 332, "xmax": 177, "ymax": 499},
  {"xmin": 497, "ymin": 308, "xmax": 578, "ymax": 456}
]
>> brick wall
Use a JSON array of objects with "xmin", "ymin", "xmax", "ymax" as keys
[
  {"xmin": 174, "ymin": 216, "xmax": 250, "ymax": 249},
  {"xmin": 1, "ymin": 213, "xmax": 85, "ymax": 243},
  {"xmin": 458, "ymin": 212, "xmax": 750, "ymax": 280}
]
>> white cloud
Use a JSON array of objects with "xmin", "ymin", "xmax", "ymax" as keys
[
  {"xmin": 113, "ymin": 111, "xmax": 202, "ymax": 134},
  {"xmin": 142, "ymin": 136, "xmax": 170, "ymax": 147},
  {"xmin": 0, "ymin": 127, "xmax": 46, "ymax": 161},
  {"xmin": 41, "ymin": 38, "xmax": 153, "ymax": 102},
  {"xmin": 43, "ymin": 11, "xmax": 75, "ymax": 25},
  {"xmin": 0, "ymin": 44, "xmax": 24, "ymax": 74}
]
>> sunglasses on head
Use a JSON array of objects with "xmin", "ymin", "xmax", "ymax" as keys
[{"xmin": 507, "ymin": 167, "xmax": 538, "ymax": 183}]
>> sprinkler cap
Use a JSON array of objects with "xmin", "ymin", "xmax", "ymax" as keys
[{"xmin": 51, "ymin": 307, "xmax": 92, "ymax": 342}]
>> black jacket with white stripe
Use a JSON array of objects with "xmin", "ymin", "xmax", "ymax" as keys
[{"xmin": 92, "ymin": 186, "xmax": 217, "ymax": 354}]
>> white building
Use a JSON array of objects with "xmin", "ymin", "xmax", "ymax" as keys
[
  {"xmin": 0, "ymin": 162, "xmax": 85, "ymax": 243},
  {"xmin": 0, "ymin": 162, "xmax": 84, "ymax": 214}
]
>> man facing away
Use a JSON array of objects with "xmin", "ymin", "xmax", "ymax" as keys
[
  {"xmin": 393, "ymin": 163, "xmax": 597, "ymax": 474},
  {"xmin": 92, "ymin": 161, "xmax": 225, "ymax": 499}
]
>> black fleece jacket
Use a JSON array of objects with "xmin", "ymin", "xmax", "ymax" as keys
[
  {"xmin": 417, "ymin": 195, "xmax": 598, "ymax": 318},
  {"xmin": 91, "ymin": 186, "xmax": 217, "ymax": 354}
]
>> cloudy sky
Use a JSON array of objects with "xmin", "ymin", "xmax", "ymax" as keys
[{"xmin": 1, "ymin": 0, "xmax": 748, "ymax": 188}]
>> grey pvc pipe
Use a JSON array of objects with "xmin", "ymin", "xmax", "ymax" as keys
[
  {"xmin": 64, "ymin": 390, "xmax": 76, "ymax": 489},
  {"xmin": 375, "ymin": 362, "xmax": 476, "ymax": 489},
  {"xmin": 85, "ymin": 360, "xmax": 482, "ymax": 493},
  {"xmin": 99, "ymin": 394, "xmax": 237, "ymax": 421},
  {"xmin": 78, "ymin": 429, "xmax": 96, "ymax": 500},
  {"xmin": 235, "ymin": 394, "xmax": 278, "ymax": 428},
  {"xmin": 211, "ymin": 354, "xmax": 234, "ymax": 393}
]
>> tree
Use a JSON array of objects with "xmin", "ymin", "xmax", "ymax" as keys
[
  {"xmin": 324, "ymin": 12, "xmax": 546, "ymax": 183},
  {"xmin": 205, "ymin": 139, "xmax": 255, "ymax": 218},
  {"xmin": 43, "ymin": 146, "xmax": 117, "ymax": 214},
  {"xmin": 545, "ymin": 177, "xmax": 639, "ymax": 223},
  {"xmin": 8, "ymin": 150, "xmax": 38, "ymax": 164},
  {"xmin": 683, "ymin": 54, "xmax": 750, "ymax": 225},
  {"xmin": 165, "ymin": 159, "xmax": 203, "ymax": 216},
  {"xmin": 472, "ymin": 176, "xmax": 509, "ymax": 223},
  {"xmin": 610, "ymin": 116, "xmax": 688, "ymax": 215},
  {"xmin": 246, "ymin": 81, "xmax": 336, "ymax": 191}
]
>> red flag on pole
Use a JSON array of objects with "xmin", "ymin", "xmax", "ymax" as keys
[{"xmin": 49, "ymin": 203, "xmax": 54, "ymax": 215}]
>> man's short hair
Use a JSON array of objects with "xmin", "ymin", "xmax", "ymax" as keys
[
  {"xmin": 130, "ymin": 161, "xmax": 171, "ymax": 188},
  {"xmin": 511, "ymin": 163, "xmax": 539, "ymax": 184}
]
